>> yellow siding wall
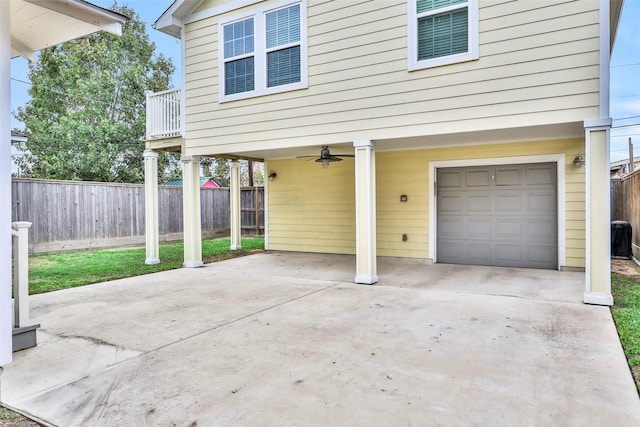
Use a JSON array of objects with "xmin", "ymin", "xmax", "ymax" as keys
[
  {"xmin": 269, "ymin": 139, "xmax": 585, "ymax": 268},
  {"xmin": 267, "ymin": 158, "xmax": 356, "ymax": 254},
  {"xmin": 184, "ymin": 0, "xmax": 599, "ymax": 156}
]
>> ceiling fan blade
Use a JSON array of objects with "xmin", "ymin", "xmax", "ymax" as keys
[
  {"xmin": 319, "ymin": 156, "xmax": 343, "ymax": 162},
  {"xmin": 332, "ymin": 154, "xmax": 355, "ymax": 157}
]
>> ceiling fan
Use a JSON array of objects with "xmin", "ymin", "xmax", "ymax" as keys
[{"xmin": 297, "ymin": 145, "xmax": 355, "ymax": 169}]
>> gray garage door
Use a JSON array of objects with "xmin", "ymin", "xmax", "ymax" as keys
[{"xmin": 436, "ymin": 163, "xmax": 557, "ymax": 269}]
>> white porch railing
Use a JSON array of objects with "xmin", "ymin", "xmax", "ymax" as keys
[{"xmin": 145, "ymin": 88, "xmax": 183, "ymax": 139}]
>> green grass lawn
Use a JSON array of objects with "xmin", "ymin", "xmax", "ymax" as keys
[
  {"xmin": 27, "ymin": 237, "xmax": 264, "ymax": 294},
  {"xmin": 611, "ymin": 272, "xmax": 640, "ymax": 393}
]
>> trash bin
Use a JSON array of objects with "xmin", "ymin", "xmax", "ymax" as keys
[{"xmin": 611, "ymin": 221, "xmax": 632, "ymax": 259}]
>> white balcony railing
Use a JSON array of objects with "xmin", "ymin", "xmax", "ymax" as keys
[{"xmin": 145, "ymin": 88, "xmax": 183, "ymax": 140}]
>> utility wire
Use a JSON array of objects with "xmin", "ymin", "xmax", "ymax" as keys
[
  {"xmin": 612, "ymin": 123, "xmax": 640, "ymax": 129},
  {"xmin": 611, "ymin": 62, "xmax": 640, "ymax": 68},
  {"xmin": 613, "ymin": 115, "xmax": 640, "ymax": 121},
  {"xmin": 611, "ymin": 133, "xmax": 640, "ymax": 138},
  {"xmin": 11, "ymin": 76, "xmax": 153, "ymax": 112}
]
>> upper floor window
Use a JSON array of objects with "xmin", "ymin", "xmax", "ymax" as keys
[
  {"xmin": 219, "ymin": 1, "xmax": 307, "ymax": 102},
  {"xmin": 408, "ymin": 0, "xmax": 479, "ymax": 71}
]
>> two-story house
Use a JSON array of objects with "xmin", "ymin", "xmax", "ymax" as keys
[{"xmin": 144, "ymin": 0, "xmax": 623, "ymax": 306}]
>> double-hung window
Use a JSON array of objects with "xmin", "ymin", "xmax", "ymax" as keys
[
  {"xmin": 408, "ymin": 0, "xmax": 478, "ymax": 70},
  {"xmin": 219, "ymin": 1, "xmax": 307, "ymax": 102}
]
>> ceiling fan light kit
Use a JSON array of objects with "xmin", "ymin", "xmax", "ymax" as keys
[{"xmin": 297, "ymin": 145, "xmax": 355, "ymax": 169}]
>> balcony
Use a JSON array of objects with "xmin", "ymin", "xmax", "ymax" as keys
[{"xmin": 145, "ymin": 88, "xmax": 183, "ymax": 147}]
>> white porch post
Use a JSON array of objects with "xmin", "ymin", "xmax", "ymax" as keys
[
  {"xmin": 12, "ymin": 222, "xmax": 32, "ymax": 328},
  {"xmin": 144, "ymin": 150, "xmax": 160, "ymax": 265},
  {"xmin": 354, "ymin": 140, "xmax": 378, "ymax": 284},
  {"xmin": 229, "ymin": 160, "xmax": 242, "ymax": 250},
  {"xmin": 1, "ymin": 0, "xmax": 13, "ymax": 365},
  {"xmin": 584, "ymin": 119, "xmax": 613, "ymax": 306},
  {"xmin": 182, "ymin": 155, "xmax": 203, "ymax": 268}
]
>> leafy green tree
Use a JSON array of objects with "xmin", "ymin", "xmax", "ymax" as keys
[
  {"xmin": 14, "ymin": 3, "xmax": 176, "ymax": 183},
  {"xmin": 200, "ymin": 157, "xmax": 265, "ymax": 187}
]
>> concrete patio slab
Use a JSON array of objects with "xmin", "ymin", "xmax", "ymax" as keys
[{"xmin": 1, "ymin": 253, "xmax": 639, "ymax": 426}]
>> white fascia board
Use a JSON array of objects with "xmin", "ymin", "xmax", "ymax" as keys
[
  {"xmin": 10, "ymin": 36, "xmax": 35, "ymax": 63},
  {"xmin": 584, "ymin": 118, "xmax": 613, "ymax": 129},
  {"xmin": 610, "ymin": 0, "xmax": 625, "ymax": 51},
  {"xmin": 25, "ymin": 0, "xmax": 128, "ymax": 35},
  {"xmin": 154, "ymin": 0, "xmax": 204, "ymax": 38}
]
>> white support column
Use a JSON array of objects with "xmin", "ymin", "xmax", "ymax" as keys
[
  {"xmin": 144, "ymin": 150, "xmax": 160, "ymax": 265},
  {"xmin": 1, "ymin": 0, "xmax": 13, "ymax": 365},
  {"xmin": 11, "ymin": 222, "xmax": 32, "ymax": 328},
  {"xmin": 584, "ymin": 119, "xmax": 613, "ymax": 306},
  {"xmin": 354, "ymin": 140, "xmax": 378, "ymax": 284},
  {"xmin": 229, "ymin": 160, "xmax": 242, "ymax": 250},
  {"xmin": 182, "ymin": 155, "xmax": 203, "ymax": 268}
]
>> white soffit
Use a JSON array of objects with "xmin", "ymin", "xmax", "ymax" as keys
[{"xmin": 10, "ymin": 0, "xmax": 127, "ymax": 62}]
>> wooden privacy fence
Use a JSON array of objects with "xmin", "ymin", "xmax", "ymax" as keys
[
  {"xmin": 611, "ymin": 172, "xmax": 640, "ymax": 258},
  {"xmin": 11, "ymin": 178, "xmax": 264, "ymax": 253}
]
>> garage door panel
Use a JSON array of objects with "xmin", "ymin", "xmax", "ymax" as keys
[
  {"xmin": 439, "ymin": 195, "xmax": 464, "ymax": 212},
  {"xmin": 437, "ymin": 163, "xmax": 557, "ymax": 269},
  {"xmin": 439, "ymin": 170, "xmax": 464, "ymax": 188},
  {"xmin": 526, "ymin": 219, "xmax": 556, "ymax": 240},
  {"xmin": 495, "ymin": 244, "xmax": 524, "ymax": 263},
  {"xmin": 496, "ymin": 193, "xmax": 522, "ymax": 212},
  {"xmin": 439, "ymin": 241, "xmax": 464, "ymax": 262},
  {"xmin": 527, "ymin": 246, "xmax": 556, "ymax": 264},
  {"xmin": 467, "ymin": 193, "xmax": 492, "ymax": 212},
  {"xmin": 466, "ymin": 169, "xmax": 492, "ymax": 186},
  {"xmin": 526, "ymin": 166, "xmax": 555, "ymax": 185},
  {"xmin": 467, "ymin": 218, "xmax": 492, "ymax": 238},
  {"xmin": 495, "ymin": 168, "xmax": 522, "ymax": 186},
  {"xmin": 438, "ymin": 217, "xmax": 463, "ymax": 237},
  {"xmin": 527, "ymin": 192, "xmax": 556, "ymax": 211},
  {"xmin": 465, "ymin": 243, "xmax": 492, "ymax": 263},
  {"xmin": 495, "ymin": 219, "xmax": 522, "ymax": 239}
]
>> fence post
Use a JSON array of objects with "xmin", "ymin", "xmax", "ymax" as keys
[
  {"xmin": 12, "ymin": 221, "xmax": 32, "ymax": 328},
  {"xmin": 255, "ymin": 188, "xmax": 259, "ymax": 235}
]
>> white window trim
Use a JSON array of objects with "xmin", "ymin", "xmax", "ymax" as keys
[
  {"xmin": 407, "ymin": 0, "xmax": 479, "ymax": 71},
  {"xmin": 218, "ymin": 0, "xmax": 308, "ymax": 103}
]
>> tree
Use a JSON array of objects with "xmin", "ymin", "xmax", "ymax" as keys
[
  {"xmin": 14, "ymin": 3, "xmax": 177, "ymax": 183},
  {"xmin": 200, "ymin": 157, "xmax": 265, "ymax": 187}
]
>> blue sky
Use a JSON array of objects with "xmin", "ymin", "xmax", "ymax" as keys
[
  {"xmin": 10, "ymin": 0, "xmax": 640, "ymax": 162},
  {"xmin": 610, "ymin": 0, "xmax": 640, "ymax": 162}
]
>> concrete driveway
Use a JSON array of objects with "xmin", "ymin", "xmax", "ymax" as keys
[{"xmin": 2, "ymin": 252, "xmax": 639, "ymax": 426}]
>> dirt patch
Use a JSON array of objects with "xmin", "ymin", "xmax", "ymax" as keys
[
  {"xmin": 0, "ymin": 407, "xmax": 41, "ymax": 427},
  {"xmin": 611, "ymin": 259, "xmax": 640, "ymax": 276}
]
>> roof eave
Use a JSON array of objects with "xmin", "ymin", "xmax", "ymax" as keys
[
  {"xmin": 153, "ymin": 0, "xmax": 204, "ymax": 39},
  {"xmin": 11, "ymin": 0, "xmax": 128, "ymax": 62},
  {"xmin": 610, "ymin": 0, "xmax": 625, "ymax": 52},
  {"xmin": 26, "ymin": 0, "xmax": 128, "ymax": 36}
]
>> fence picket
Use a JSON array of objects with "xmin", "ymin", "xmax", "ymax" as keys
[{"xmin": 11, "ymin": 179, "xmax": 264, "ymax": 253}]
